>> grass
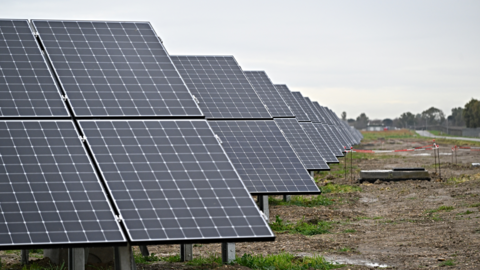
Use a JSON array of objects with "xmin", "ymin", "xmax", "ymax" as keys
[
  {"xmin": 447, "ymin": 173, "xmax": 480, "ymax": 184},
  {"xmin": 234, "ymin": 253, "xmax": 342, "ymax": 270},
  {"xmin": 9, "ymin": 262, "xmax": 66, "ymax": 270},
  {"xmin": 269, "ymin": 215, "xmax": 332, "ymax": 235},
  {"xmin": 269, "ymin": 195, "xmax": 335, "ymax": 207},
  {"xmin": 321, "ymin": 183, "xmax": 362, "ymax": 194},
  {"xmin": 361, "ymin": 129, "xmax": 416, "ymax": 141},
  {"xmin": 342, "ymin": 229, "xmax": 356, "ymax": 233},
  {"xmin": 439, "ymin": 259, "xmax": 455, "ymax": 267},
  {"xmin": 471, "ymin": 202, "xmax": 480, "ymax": 207},
  {"xmin": 337, "ymin": 247, "xmax": 352, "ymax": 252},
  {"xmin": 431, "ymin": 215, "xmax": 442, "ymax": 221},
  {"xmin": 457, "ymin": 210, "xmax": 474, "ymax": 215},
  {"xmin": 426, "ymin": 205, "xmax": 454, "ymax": 213}
]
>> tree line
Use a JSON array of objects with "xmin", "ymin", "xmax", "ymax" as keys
[{"xmin": 343, "ymin": 98, "xmax": 480, "ymax": 129}]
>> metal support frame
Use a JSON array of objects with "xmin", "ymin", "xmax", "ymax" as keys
[
  {"xmin": 114, "ymin": 244, "xmax": 135, "ymax": 270},
  {"xmin": 68, "ymin": 248, "xmax": 85, "ymax": 270},
  {"xmin": 221, "ymin": 242, "xmax": 235, "ymax": 264},
  {"xmin": 180, "ymin": 244, "xmax": 193, "ymax": 262},
  {"xmin": 139, "ymin": 246, "xmax": 149, "ymax": 257},
  {"xmin": 21, "ymin": 250, "xmax": 29, "ymax": 265},
  {"xmin": 258, "ymin": 195, "xmax": 269, "ymax": 221},
  {"xmin": 283, "ymin": 195, "xmax": 291, "ymax": 202}
]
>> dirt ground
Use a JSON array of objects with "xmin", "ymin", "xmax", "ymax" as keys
[{"xmin": 1, "ymin": 138, "xmax": 479, "ymax": 269}]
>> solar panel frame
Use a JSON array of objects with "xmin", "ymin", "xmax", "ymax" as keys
[
  {"xmin": 274, "ymin": 85, "xmax": 310, "ymax": 122},
  {"xmin": 244, "ymin": 71, "xmax": 294, "ymax": 118},
  {"xmin": 32, "ymin": 20, "xmax": 203, "ymax": 118},
  {"xmin": 314, "ymin": 123, "xmax": 344, "ymax": 156},
  {"xmin": 290, "ymin": 92, "xmax": 320, "ymax": 123},
  {"xmin": 79, "ymin": 119, "xmax": 275, "ymax": 244},
  {"xmin": 0, "ymin": 19, "xmax": 70, "ymax": 117},
  {"xmin": 209, "ymin": 120, "xmax": 320, "ymax": 195},
  {"xmin": 299, "ymin": 122, "xmax": 339, "ymax": 163},
  {"xmin": 274, "ymin": 118, "xmax": 329, "ymax": 171},
  {"xmin": 0, "ymin": 120, "xmax": 126, "ymax": 249},
  {"xmin": 171, "ymin": 56, "xmax": 271, "ymax": 120}
]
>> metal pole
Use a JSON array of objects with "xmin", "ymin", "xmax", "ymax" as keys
[
  {"xmin": 180, "ymin": 244, "xmax": 193, "ymax": 262},
  {"xmin": 221, "ymin": 242, "xmax": 235, "ymax": 264},
  {"xmin": 68, "ymin": 248, "xmax": 85, "ymax": 270},
  {"xmin": 139, "ymin": 246, "xmax": 149, "ymax": 257},
  {"xmin": 437, "ymin": 145, "xmax": 441, "ymax": 179},
  {"xmin": 350, "ymin": 148, "xmax": 353, "ymax": 181},
  {"xmin": 434, "ymin": 145, "xmax": 437, "ymax": 174},
  {"xmin": 21, "ymin": 250, "xmax": 29, "ymax": 265},
  {"xmin": 258, "ymin": 195, "xmax": 269, "ymax": 222},
  {"xmin": 114, "ymin": 244, "xmax": 135, "ymax": 270},
  {"xmin": 344, "ymin": 150, "xmax": 347, "ymax": 181}
]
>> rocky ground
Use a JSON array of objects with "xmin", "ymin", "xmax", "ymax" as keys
[{"xmin": 1, "ymin": 137, "xmax": 479, "ymax": 269}]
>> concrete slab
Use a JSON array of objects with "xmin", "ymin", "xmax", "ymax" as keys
[{"xmin": 360, "ymin": 170, "xmax": 430, "ymax": 182}]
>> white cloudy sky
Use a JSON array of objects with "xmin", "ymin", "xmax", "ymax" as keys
[{"xmin": 2, "ymin": 0, "xmax": 479, "ymax": 120}]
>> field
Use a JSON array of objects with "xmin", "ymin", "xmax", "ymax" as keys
[{"xmin": 1, "ymin": 130, "xmax": 480, "ymax": 269}]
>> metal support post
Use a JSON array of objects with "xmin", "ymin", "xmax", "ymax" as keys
[
  {"xmin": 180, "ymin": 244, "xmax": 193, "ymax": 262},
  {"xmin": 68, "ymin": 248, "xmax": 85, "ymax": 270},
  {"xmin": 258, "ymin": 195, "xmax": 269, "ymax": 222},
  {"xmin": 21, "ymin": 250, "xmax": 29, "ymax": 265},
  {"xmin": 221, "ymin": 242, "xmax": 236, "ymax": 264},
  {"xmin": 437, "ymin": 146, "xmax": 442, "ymax": 179},
  {"xmin": 114, "ymin": 244, "xmax": 135, "ymax": 270},
  {"xmin": 283, "ymin": 195, "xmax": 291, "ymax": 202},
  {"xmin": 139, "ymin": 246, "xmax": 149, "ymax": 257}
]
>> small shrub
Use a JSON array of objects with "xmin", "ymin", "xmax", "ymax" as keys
[{"xmin": 439, "ymin": 259, "xmax": 455, "ymax": 266}]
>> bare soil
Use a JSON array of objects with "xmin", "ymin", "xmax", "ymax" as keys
[{"xmin": 1, "ymin": 138, "xmax": 479, "ymax": 269}]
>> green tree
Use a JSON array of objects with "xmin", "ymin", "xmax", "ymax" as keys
[
  {"xmin": 463, "ymin": 98, "xmax": 480, "ymax": 128},
  {"xmin": 421, "ymin": 107, "xmax": 445, "ymax": 125},
  {"xmin": 399, "ymin": 112, "xmax": 415, "ymax": 128},
  {"xmin": 449, "ymin": 107, "xmax": 465, "ymax": 126},
  {"xmin": 354, "ymin": 113, "xmax": 369, "ymax": 129},
  {"xmin": 341, "ymin": 111, "xmax": 347, "ymax": 120}
]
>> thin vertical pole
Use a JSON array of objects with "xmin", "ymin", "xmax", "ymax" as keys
[
  {"xmin": 344, "ymin": 148, "xmax": 347, "ymax": 181},
  {"xmin": 350, "ymin": 148, "xmax": 353, "ymax": 182},
  {"xmin": 437, "ymin": 145, "xmax": 441, "ymax": 179},
  {"xmin": 434, "ymin": 145, "xmax": 437, "ymax": 174}
]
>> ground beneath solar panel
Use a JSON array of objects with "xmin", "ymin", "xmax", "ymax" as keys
[{"xmin": 1, "ymin": 138, "xmax": 480, "ymax": 269}]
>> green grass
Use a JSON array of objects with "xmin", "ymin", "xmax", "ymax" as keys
[
  {"xmin": 439, "ymin": 259, "xmax": 455, "ymax": 266},
  {"xmin": 361, "ymin": 129, "xmax": 416, "ymax": 141},
  {"xmin": 15, "ymin": 262, "xmax": 66, "ymax": 270},
  {"xmin": 431, "ymin": 215, "xmax": 442, "ymax": 221},
  {"xmin": 269, "ymin": 215, "xmax": 332, "ymax": 235},
  {"xmin": 185, "ymin": 254, "xmax": 222, "ymax": 267},
  {"xmin": 426, "ymin": 205, "xmax": 454, "ymax": 213},
  {"xmin": 321, "ymin": 183, "xmax": 362, "ymax": 194},
  {"xmin": 269, "ymin": 195, "xmax": 335, "ymax": 207},
  {"xmin": 234, "ymin": 253, "xmax": 342, "ymax": 270},
  {"xmin": 337, "ymin": 247, "xmax": 352, "ymax": 252},
  {"xmin": 471, "ymin": 203, "xmax": 480, "ymax": 207},
  {"xmin": 457, "ymin": 210, "xmax": 474, "ymax": 215}
]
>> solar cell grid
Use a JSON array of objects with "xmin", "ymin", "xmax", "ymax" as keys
[
  {"xmin": 0, "ymin": 120, "xmax": 125, "ymax": 247},
  {"xmin": 80, "ymin": 120, "xmax": 274, "ymax": 242},
  {"xmin": 274, "ymin": 85, "xmax": 309, "ymax": 121},
  {"xmin": 0, "ymin": 20, "xmax": 69, "ymax": 117},
  {"xmin": 304, "ymin": 97, "xmax": 326, "ymax": 124},
  {"xmin": 291, "ymin": 92, "xmax": 320, "ymax": 122},
  {"xmin": 33, "ymin": 20, "xmax": 202, "ymax": 117},
  {"xmin": 171, "ymin": 56, "xmax": 271, "ymax": 119},
  {"xmin": 274, "ymin": 118, "xmax": 329, "ymax": 170},
  {"xmin": 244, "ymin": 71, "xmax": 294, "ymax": 118},
  {"xmin": 299, "ymin": 122, "xmax": 338, "ymax": 163},
  {"xmin": 209, "ymin": 120, "xmax": 319, "ymax": 194},
  {"xmin": 314, "ymin": 123, "xmax": 344, "ymax": 156}
]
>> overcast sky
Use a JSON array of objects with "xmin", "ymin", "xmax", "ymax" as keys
[{"xmin": 2, "ymin": 0, "xmax": 479, "ymax": 120}]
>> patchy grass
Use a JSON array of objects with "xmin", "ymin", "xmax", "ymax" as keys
[
  {"xmin": 426, "ymin": 205, "xmax": 454, "ymax": 213},
  {"xmin": 337, "ymin": 247, "xmax": 352, "ymax": 252},
  {"xmin": 471, "ymin": 202, "xmax": 480, "ymax": 207},
  {"xmin": 134, "ymin": 252, "xmax": 180, "ymax": 264},
  {"xmin": 457, "ymin": 210, "xmax": 475, "ymax": 216},
  {"xmin": 447, "ymin": 173, "xmax": 480, "ymax": 184},
  {"xmin": 439, "ymin": 259, "xmax": 455, "ymax": 267},
  {"xmin": 234, "ymin": 252, "xmax": 342, "ymax": 270},
  {"xmin": 13, "ymin": 262, "xmax": 66, "ymax": 270},
  {"xmin": 269, "ymin": 216, "xmax": 332, "ymax": 236},
  {"xmin": 361, "ymin": 129, "xmax": 416, "ymax": 141},
  {"xmin": 342, "ymin": 229, "xmax": 356, "ymax": 233},
  {"xmin": 269, "ymin": 195, "xmax": 335, "ymax": 207},
  {"xmin": 321, "ymin": 183, "xmax": 362, "ymax": 194},
  {"xmin": 185, "ymin": 254, "xmax": 222, "ymax": 267}
]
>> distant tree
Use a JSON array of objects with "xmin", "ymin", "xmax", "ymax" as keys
[
  {"xmin": 382, "ymin": 118, "xmax": 393, "ymax": 127},
  {"xmin": 449, "ymin": 107, "xmax": 465, "ymax": 126},
  {"xmin": 354, "ymin": 113, "xmax": 369, "ymax": 129},
  {"xmin": 347, "ymin": 118, "xmax": 355, "ymax": 123},
  {"xmin": 399, "ymin": 112, "xmax": 415, "ymax": 128},
  {"xmin": 463, "ymin": 98, "xmax": 480, "ymax": 128},
  {"xmin": 421, "ymin": 107, "xmax": 445, "ymax": 125},
  {"xmin": 392, "ymin": 118, "xmax": 402, "ymax": 128},
  {"xmin": 341, "ymin": 111, "xmax": 347, "ymax": 120}
]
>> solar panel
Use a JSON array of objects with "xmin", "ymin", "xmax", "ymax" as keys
[
  {"xmin": 33, "ymin": 20, "xmax": 202, "ymax": 117},
  {"xmin": 312, "ymin": 102, "xmax": 334, "ymax": 125},
  {"xmin": 314, "ymin": 123, "xmax": 344, "ymax": 156},
  {"xmin": 0, "ymin": 120, "xmax": 125, "ymax": 248},
  {"xmin": 304, "ymin": 97, "xmax": 326, "ymax": 124},
  {"xmin": 209, "ymin": 120, "xmax": 319, "ymax": 194},
  {"xmin": 291, "ymin": 92, "xmax": 320, "ymax": 122},
  {"xmin": 79, "ymin": 120, "xmax": 274, "ymax": 242},
  {"xmin": 274, "ymin": 118, "xmax": 329, "ymax": 170},
  {"xmin": 274, "ymin": 85, "xmax": 309, "ymax": 121},
  {"xmin": 244, "ymin": 71, "xmax": 294, "ymax": 118},
  {"xmin": 0, "ymin": 20, "xmax": 69, "ymax": 117},
  {"xmin": 171, "ymin": 56, "xmax": 271, "ymax": 119},
  {"xmin": 299, "ymin": 122, "xmax": 338, "ymax": 163}
]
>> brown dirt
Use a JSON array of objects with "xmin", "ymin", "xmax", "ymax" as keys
[{"xmin": 1, "ymin": 138, "xmax": 479, "ymax": 269}]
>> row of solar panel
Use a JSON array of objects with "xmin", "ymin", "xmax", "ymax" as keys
[{"xmin": 0, "ymin": 19, "xmax": 363, "ymax": 249}]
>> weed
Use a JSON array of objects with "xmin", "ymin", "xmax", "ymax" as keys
[
  {"xmin": 471, "ymin": 203, "xmax": 480, "ymax": 207},
  {"xmin": 338, "ymin": 247, "xmax": 351, "ymax": 252},
  {"xmin": 269, "ymin": 216, "xmax": 332, "ymax": 236},
  {"xmin": 186, "ymin": 254, "xmax": 222, "ymax": 267},
  {"xmin": 342, "ymin": 229, "xmax": 356, "ymax": 233},
  {"xmin": 426, "ymin": 205, "xmax": 454, "ymax": 213},
  {"xmin": 269, "ymin": 195, "xmax": 335, "ymax": 207},
  {"xmin": 431, "ymin": 215, "xmax": 442, "ymax": 221},
  {"xmin": 373, "ymin": 216, "xmax": 383, "ymax": 220},
  {"xmin": 19, "ymin": 262, "xmax": 65, "ymax": 270},
  {"xmin": 234, "ymin": 252, "xmax": 342, "ymax": 270},
  {"xmin": 321, "ymin": 183, "xmax": 362, "ymax": 194},
  {"xmin": 457, "ymin": 210, "xmax": 474, "ymax": 215},
  {"xmin": 439, "ymin": 259, "xmax": 455, "ymax": 266}
]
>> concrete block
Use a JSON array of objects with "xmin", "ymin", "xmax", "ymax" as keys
[{"xmin": 360, "ymin": 170, "xmax": 430, "ymax": 182}]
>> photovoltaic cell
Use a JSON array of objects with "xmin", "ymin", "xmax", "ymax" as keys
[
  {"xmin": 0, "ymin": 20, "xmax": 69, "ymax": 117},
  {"xmin": 304, "ymin": 97, "xmax": 325, "ymax": 124},
  {"xmin": 274, "ymin": 118, "xmax": 329, "ymax": 170},
  {"xmin": 33, "ymin": 20, "xmax": 202, "ymax": 117},
  {"xmin": 244, "ymin": 71, "xmax": 294, "ymax": 118},
  {"xmin": 0, "ymin": 120, "xmax": 125, "ymax": 248},
  {"xmin": 171, "ymin": 56, "xmax": 271, "ymax": 119},
  {"xmin": 291, "ymin": 92, "xmax": 320, "ymax": 123},
  {"xmin": 314, "ymin": 123, "xmax": 344, "ymax": 156},
  {"xmin": 79, "ymin": 120, "xmax": 274, "ymax": 242},
  {"xmin": 299, "ymin": 122, "xmax": 338, "ymax": 163},
  {"xmin": 312, "ymin": 102, "xmax": 334, "ymax": 125},
  {"xmin": 209, "ymin": 120, "xmax": 319, "ymax": 194},
  {"xmin": 274, "ymin": 85, "xmax": 309, "ymax": 121}
]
